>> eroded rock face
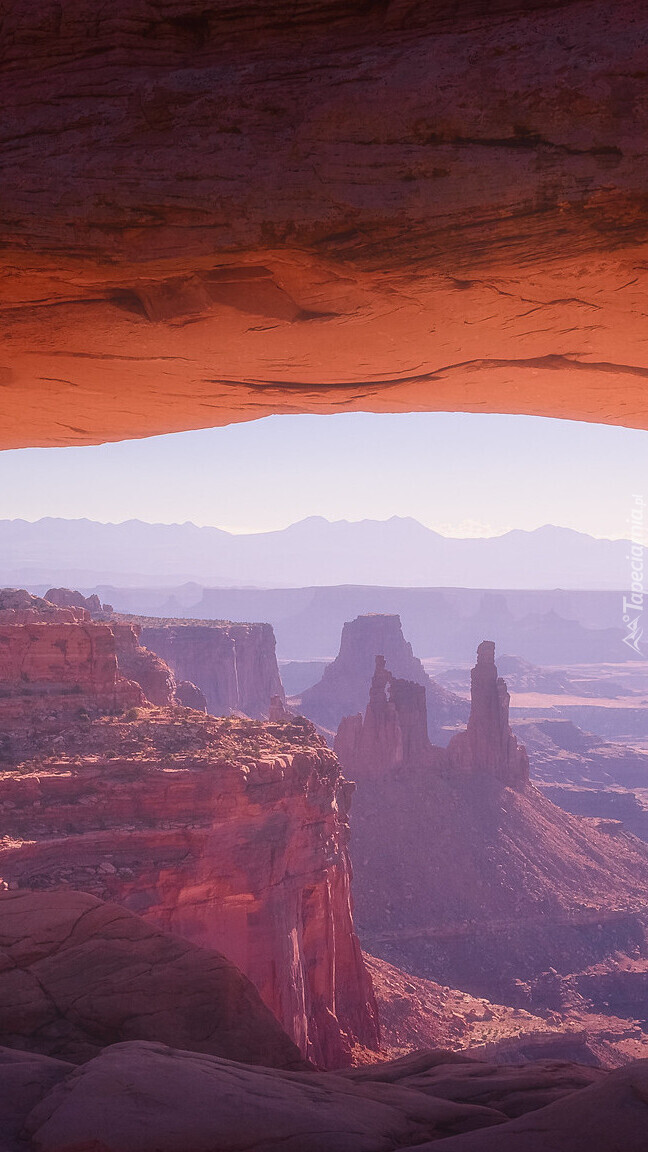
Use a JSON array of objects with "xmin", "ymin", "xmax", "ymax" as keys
[
  {"xmin": 301, "ymin": 615, "xmax": 466, "ymax": 741},
  {"xmin": 447, "ymin": 640, "xmax": 530, "ymax": 789},
  {"xmin": 335, "ymin": 643, "xmax": 525, "ymax": 784},
  {"xmin": 0, "ymin": 890, "xmax": 303, "ymax": 1069},
  {"xmin": 174, "ymin": 679, "xmax": 208, "ymax": 712},
  {"xmin": 111, "ymin": 622, "xmax": 178, "ymax": 707},
  {"xmin": 336, "ymin": 644, "xmax": 648, "ymax": 1011},
  {"xmin": 0, "ymin": 590, "xmax": 144, "ymax": 725},
  {"xmin": 335, "ymin": 656, "xmax": 442, "ymax": 776},
  {"xmin": 119, "ymin": 618, "xmax": 286, "ymax": 719},
  {"xmin": 0, "ymin": 709, "xmax": 378, "ymax": 1068},
  {"xmin": 1, "ymin": 3, "xmax": 648, "ymax": 447}
]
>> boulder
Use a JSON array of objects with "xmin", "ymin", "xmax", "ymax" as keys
[{"xmin": 0, "ymin": 890, "xmax": 303, "ymax": 1070}]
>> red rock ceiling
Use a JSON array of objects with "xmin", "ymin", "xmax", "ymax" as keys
[{"xmin": 2, "ymin": 0, "xmax": 648, "ymax": 447}]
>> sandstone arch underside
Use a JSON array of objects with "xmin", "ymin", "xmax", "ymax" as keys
[{"xmin": 2, "ymin": 0, "xmax": 648, "ymax": 448}]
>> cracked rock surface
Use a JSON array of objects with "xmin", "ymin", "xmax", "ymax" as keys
[
  {"xmin": 0, "ymin": 889, "xmax": 304, "ymax": 1069},
  {"xmin": 2, "ymin": 1, "xmax": 648, "ymax": 445}
]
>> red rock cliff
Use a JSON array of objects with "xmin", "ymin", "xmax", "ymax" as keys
[
  {"xmin": 0, "ymin": 706, "xmax": 378, "ymax": 1068},
  {"xmin": 40, "ymin": 589, "xmax": 206, "ymax": 711},
  {"xmin": 335, "ymin": 655, "xmax": 439, "ymax": 776},
  {"xmin": 44, "ymin": 588, "xmax": 108, "ymax": 617},
  {"xmin": 0, "ymin": 590, "xmax": 144, "ymax": 725},
  {"xmin": 130, "ymin": 618, "xmax": 285, "ymax": 719},
  {"xmin": 111, "ymin": 622, "xmax": 177, "ymax": 707},
  {"xmin": 0, "ymin": 889, "xmax": 304, "ymax": 1070}
]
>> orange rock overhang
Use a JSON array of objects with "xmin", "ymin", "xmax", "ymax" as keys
[{"xmin": 2, "ymin": 0, "xmax": 648, "ymax": 447}]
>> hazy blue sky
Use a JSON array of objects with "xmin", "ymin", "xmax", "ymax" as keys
[{"xmin": 0, "ymin": 412, "xmax": 646, "ymax": 539}]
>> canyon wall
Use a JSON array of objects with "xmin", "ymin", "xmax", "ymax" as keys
[
  {"xmin": 40, "ymin": 590, "xmax": 208, "ymax": 712},
  {"xmin": 336, "ymin": 642, "xmax": 648, "ymax": 1009},
  {"xmin": 0, "ymin": 589, "xmax": 144, "ymax": 727},
  {"xmin": 0, "ymin": 594, "xmax": 377, "ymax": 1065},
  {"xmin": 0, "ymin": 703, "xmax": 378, "ymax": 1066},
  {"xmin": 300, "ymin": 614, "xmax": 467, "ymax": 741},
  {"xmin": 111, "ymin": 623, "xmax": 177, "ymax": 707},
  {"xmin": 127, "ymin": 618, "xmax": 285, "ymax": 719}
]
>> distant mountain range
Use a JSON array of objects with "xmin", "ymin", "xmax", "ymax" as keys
[{"xmin": 0, "ymin": 516, "xmax": 634, "ymax": 590}]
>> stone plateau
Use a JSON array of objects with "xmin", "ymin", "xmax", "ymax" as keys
[{"xmin": 124, "ymin": 615, "xmax": 285, "ymax": 719}]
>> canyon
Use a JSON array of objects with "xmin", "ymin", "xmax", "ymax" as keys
[
  {"xmin": 2, "ymin": 590, "xmax": 648, "ymax": 1147},
  {"xmin": 106, "ymin": 582, "xmax": 636, "ymax": 667},
  {"xmin": 0, "ymin": 590, "xmax": 378, "ymax": 1068},
  {"xmin": 513, "ymin": 717, "xmax": 648, "ymax": 842},
  {"xmin": 335, "ymin": 643, "xmax": 648, "ymax": 1032},
  {"xmin": 1, "ymin": 900, "xmax": 647, "ymax": 1152},
  {"xmin": 2, "ymin": 2, "xmax": 648, "ymax": 1144}
]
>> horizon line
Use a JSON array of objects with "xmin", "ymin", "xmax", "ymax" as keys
[{"xmin": 0, "ymin": 514, "xmax": 632, "ymax": 544}]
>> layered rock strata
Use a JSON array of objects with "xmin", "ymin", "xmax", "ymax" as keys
[
  {"xmin": 111, "ymin": 622, "xmax": 177, "ymax": 707},
  {"xmin": 301, "ymin": 614, "xmax": 467, "ymax": 741},
  {"xmin": 0, "ymin": 589, "xmax": 144, "ymax": 727},
  {"xmin": 45, "ymin": 589, "xmax": 214, "ymax": 711},
  {"xmin": 122, "ymin": 617, "xmax": 286, "ymax": 719},
  {"xmin": 2, "ymin": 3, "xmax": 648, "ymax": 447},
  {"xmin": 0, "ymin": 707, "xmax": 378, "ymax": 1068}
]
